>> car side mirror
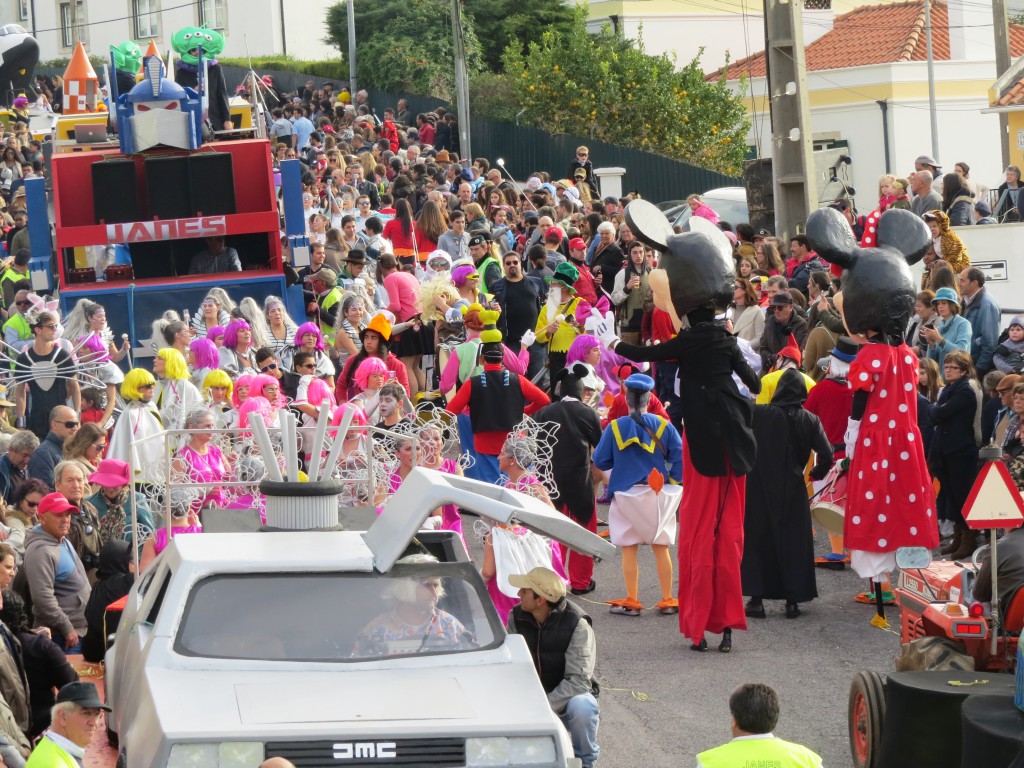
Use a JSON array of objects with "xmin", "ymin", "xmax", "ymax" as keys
[{"xmin": 895, "ymin": 546, "xmax": 931, "ymax": 569}]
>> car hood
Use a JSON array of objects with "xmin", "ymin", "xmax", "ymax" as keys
[{"xmin": 148, "ymin": 650, "xmax": 558, "ymax": 737}]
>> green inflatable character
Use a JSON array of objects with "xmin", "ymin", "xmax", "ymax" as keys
[
  {"xmin": 110, "ymin": 40, "xmax": 142, "ymax": 95},
  {"xmin": 171, "ymin": 27, "xmax": 225, "ymax": 66},
  {"xmin": 172, "ymin": 26, "xmax": 231, "ymax": 131}
]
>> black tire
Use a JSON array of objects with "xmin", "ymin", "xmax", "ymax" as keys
[{"xmin": 849, "ymin": 670, "xmax": 886, "ymax": 768}]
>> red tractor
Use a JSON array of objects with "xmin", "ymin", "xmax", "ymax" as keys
[{"xmin": 848, "ymin": 546, "xmax": 1024, "ymax": 768}]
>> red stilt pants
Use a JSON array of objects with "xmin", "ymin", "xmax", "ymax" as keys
[
  {"xmin": 559, "ymin": 503, "xmax": 596, "ymax": 591},
  {"xmin": 678, "ymin": 438, "xmax": 748, "ymax": 643}
]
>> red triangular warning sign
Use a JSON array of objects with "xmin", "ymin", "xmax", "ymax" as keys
[{"xmin": 963, "ymin": 461, "xmax": 1024, "ymax": 531}]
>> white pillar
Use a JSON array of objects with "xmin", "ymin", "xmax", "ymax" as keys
[{"xmin": 594, "ymin": 167, "xmax": 626, "ymax": 200}]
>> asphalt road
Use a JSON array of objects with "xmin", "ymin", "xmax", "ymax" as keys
[{"xmin": 573, "ymin": 528, "xmax": 900, "ymax": 768}]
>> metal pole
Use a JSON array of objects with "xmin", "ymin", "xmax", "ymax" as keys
[
  {"xmin": 991, "ymin": 528, "xmax": 999, "ymax": 656},
  {"xmin": 993, "ymin": 0, "xmax": 1012, "ymax": 169},
  {"xmin": 924, "ymin": 0, "xmax": 940, "ymax": 162},
  {"xmin": 451, "ymin": 0, "xmax": 472, "ymax": 160},
  {"xmin": 347, "ymin": 0, "xmax": 357, "ymax": 99}
]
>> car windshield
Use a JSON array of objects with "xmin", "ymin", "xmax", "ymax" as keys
[
  {"xmin": 674, "ymin": 194, "xmax": 748, "ymax": 229},
  {"xmin": 174, "ymin": 563, "xmax": 501, "ymax": 661}
]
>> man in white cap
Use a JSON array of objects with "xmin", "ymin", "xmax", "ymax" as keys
[{"xmin": 507, "ymin": 567, "xmax": 600, "ymax": 768}]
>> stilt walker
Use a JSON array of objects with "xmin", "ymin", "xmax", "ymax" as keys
[
  {"xmin": 593, "ymin": 205, "xmax": 760, "ymax": 652},
  {"xmin": 806, "ymin": 207, "xmax": 940, "ymax": 627}
]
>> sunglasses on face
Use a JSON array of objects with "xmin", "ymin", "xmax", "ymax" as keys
[
  {"xmin": 36, "ymin": 324, "xmax": 55, "ymax": 330},
  {"xmin": 15, "ymin": 300, "xmax": 29, "ymax": 307},
  {"xmin": 260, "ymin": 363, "xmax": 279, "ymax": 372},
  {"xmin": 298, "ymin": 363, "xmax": 316, "ymax": 369},
  {"xmin": 92, "ymin": 442, "xmax": 106, "ymax": 451},
  {"xmin": 24, "ymin": 500, "xmax": 38, "ymax": 508},
  {"xmin": 61, "ymin": 421, "xmax": 79, "ymax": 429},
  {"xmin": 139, "ymin": 383, "xmax": 155, "ymax": 389},
  {"xmin": 577, "ymin": 152, "xmax": 588, "ymax": 158}
]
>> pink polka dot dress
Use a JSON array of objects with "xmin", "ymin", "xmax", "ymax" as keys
[{"xmin": 844, "ymin": 343, "xmax": 939, "ymax": 554}]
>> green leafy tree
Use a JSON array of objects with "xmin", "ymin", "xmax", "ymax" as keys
[
  {"xmin": 326, "ymin": 0, "xmax": 483, "ymax": 99},
  {"xmin": 463, "ymin": 0, "xmax": 576, "ymax": 72},
  {"xmin": 501, "ymin": 8, "xmax": 750, "ymax": 174}
]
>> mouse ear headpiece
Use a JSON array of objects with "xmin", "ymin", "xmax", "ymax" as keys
[
  {"xmin": 876, "ymin": 208, "xmax": 932, "ymax": 266},
  {"xmin": 807, "ymin": 207, "xmax": 856, "ymax": 270}
]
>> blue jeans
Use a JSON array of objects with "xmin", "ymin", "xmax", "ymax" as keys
[{"xmin": 559, "ymin": 693, "xmax": 600, "ymax": 767}]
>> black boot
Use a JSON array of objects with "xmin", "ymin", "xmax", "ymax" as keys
[
  {"xmin": 950, "ymin": 526, "xmax": 979, "ymax": 561},
  {"xmin": 745, "ymin": 598, "xmax": 766, "ymax": 619},
  {"xmin": 718, "ymin": 628, "xmax": 732, "ymax": 653}
]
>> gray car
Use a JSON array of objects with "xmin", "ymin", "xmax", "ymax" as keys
[{"xmin": 104, "ymin": 468, "xmax": 615, "ymax": 768}]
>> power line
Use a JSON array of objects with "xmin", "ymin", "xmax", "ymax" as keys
[{"xmin": 30, "ymin": 0, "xmax": 201, "ymax": 35}]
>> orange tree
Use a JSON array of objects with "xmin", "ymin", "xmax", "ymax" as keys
[{"xmin": 500, "ymin": 8, "xmax": 749, "ymax": 175}]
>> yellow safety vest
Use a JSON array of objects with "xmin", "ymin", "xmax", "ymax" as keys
[{"xmin": 698, "ymin": 737, "xmax": 822, "ymax": 768}]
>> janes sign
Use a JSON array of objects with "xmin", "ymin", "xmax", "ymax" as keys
[{"xmin": 104, "ymin": 216, "xmax": 228, "ymax": 244}]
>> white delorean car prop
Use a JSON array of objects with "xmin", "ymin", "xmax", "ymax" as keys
[{"xmin": 105, "ymin": 468, "xmax": 616, "ymax": 768}]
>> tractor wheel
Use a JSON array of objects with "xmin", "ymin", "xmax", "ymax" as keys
[{"xmin": 849, "ymin": 670, "xmax": 886, "ymax": 768}]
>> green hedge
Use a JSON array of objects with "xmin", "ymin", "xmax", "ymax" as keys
[{"xmin": 218, "ymin": 57, "xmax": 349, "ymax": 83}]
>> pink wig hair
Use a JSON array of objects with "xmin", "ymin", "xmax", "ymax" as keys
[
  {"xmin": 206, "ymin": 325, "xmax": 225, "ymax": 342},
  {"xmin": 331, "ymin": 401, "xmax": 368, "ymax": 439},
  {"xmin": 189, "ymin": 338, "xmax": 220, "ymax": 370},
  {"xmin": 566, "ymin": 334, "xmax": 600, "ymax": 366},
  {"xmin": 237, "ymin": 396, "xmax": 273, "ymax": 431},
  {"xmin": 222, "ymin": 319, "xmax": 251, "ymax": 350},
  {"xmin": 251, "ymin": 374, "xmax": 285, "ymax": 407},
  {"xmin": 304, "ymin": 377, "xmax": 336, "ymax": 409},
  {"xmin": 295, "ymin": 321, "xmax": 326, "ymax": 352},
  {"xmin": 231, "ymin": 374, "xmax": 255, "ymax": 408},
  {"xmin": 354, "ymin": 356, "xmax": 388, "ymax": 391}
]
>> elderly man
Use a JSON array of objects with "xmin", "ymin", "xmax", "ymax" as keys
[
  {"xmin": 53, "ymin": 462, "xmax": 101, "ymax": 580},
  {"xmin": 0, "ymin": 430, "xmax": 37, "ymax": 504},
  {"xmin": 507, "ymin": 567, "xmax": 600, "ymax": 768},
  {"xmin": 959, "ymin": 266, "xmax": 1001, "ymax": 375},
  {"xmin": 25, "ymin": 681, "xmax": 110, "ymax": 767},
  {"xmin": 25, "ymin": 407, "xmax": 79, "ymax": 491},
  {"xmin": 23, "ymin": 493, "xmax": 90, "ymax": 650},
  {"xmin": 910, "ymin": 171, "xmax": 942, "ymax": 218}
]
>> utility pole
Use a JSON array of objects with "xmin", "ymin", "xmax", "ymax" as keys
[
  {"xmin": 451, "ymin": 0, "xmax": 472, "ymax": 160},
  {"xmin": 764, "ymin": 0, "xmax": 817, "ymax": 241},
  {"xmin": 994, "ymin": 0, "xmax": 1012, "ymax": 169},
  {"xmin": 924, "ymin": 0, "xmax": 940, "ymax": 163},
  {"xmin": 347, "ymin": 0, "xmax": 357, "ymax": 100}
]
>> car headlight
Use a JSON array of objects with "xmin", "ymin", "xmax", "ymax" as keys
[
  {"xmin": 466, "ymin": 736, "xmax": 557, "ymax": 766},
  {"xmin": 167, "ymin": 742, "xmax": 264, "ymax": 768}
]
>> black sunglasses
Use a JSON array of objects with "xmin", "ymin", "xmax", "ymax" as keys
[
  {"xmin": 260, "ymin": 363, "xmax": 279, "ymax": 372},
  {"xmin": 61, "ymin": 421, "xmax": 80, "ymax": 429},
  {"xmin": 139, "ymin": 383, "xmax": 155, "ymax": 389},
  {"xmin": 14, "ymin": 300, "xmax": 30, "ymax": 307}
]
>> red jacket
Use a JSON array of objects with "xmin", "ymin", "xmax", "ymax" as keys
[
  {"xmin": 602, "ymin": 391, "xmax": 670, "ymax": 428},
  {"xmin": 447, "ymin": 364, "xmax": 550, "ymax": 453},
  {"xmin": 381, "ymin": 119, "xmax": 400, "ymax": 153}
]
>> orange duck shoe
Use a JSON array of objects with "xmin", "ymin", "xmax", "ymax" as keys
[
  {"xmin": 655, "ymin": 598, "xmax": 679, "ymax": 616},
  {"xmin": 607, "ymin": 597, "xmax": 644, "ymax": 616}
]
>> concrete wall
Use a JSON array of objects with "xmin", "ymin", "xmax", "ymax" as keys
[{"xmin": 22, "ymin": 0, "xmax": 337, "ymax": 62}]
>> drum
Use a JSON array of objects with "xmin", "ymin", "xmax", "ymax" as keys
[
  {"xmin": 104, "ymin": 265, "xmax": 134, "ymax": 282},
  {"xmin": 67, "ymin": 268, "xmax": 97, "ymax": 284},
  {"xmin": 810, "ymin": 463, "xmax": 847, "ymax": 535}
]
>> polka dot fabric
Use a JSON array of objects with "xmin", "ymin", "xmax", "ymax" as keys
[{"xmin": 845, "ymin": 342, "xmax": 938, "ymax": 552}]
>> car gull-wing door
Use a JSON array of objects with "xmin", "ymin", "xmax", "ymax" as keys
[{"xmin": 363, "ymin": 467, "xmax": 616, "ymax": 572}]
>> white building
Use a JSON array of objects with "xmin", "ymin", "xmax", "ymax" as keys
[
  {"xmin": 11, "ymin": 0, "xmax": 338, "ymax": 63},
  {"xmin": 703, "ymin": 1, "xmax": 1024, "ymax": 211}
]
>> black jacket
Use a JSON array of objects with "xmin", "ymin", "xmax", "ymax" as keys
[
  {"xmin": 930, "ymin": 377, "xmax": 979, "ymax": 456},
  {"xmin": 616, "ymin": 321, "xmax": 760, "ymax": 476},
  {"xmin": 759, "ymin": 310, "xmax": 809, "ymax": 370}
]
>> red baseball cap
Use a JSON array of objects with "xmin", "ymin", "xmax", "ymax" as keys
[
  {"xmin": 568, "ymin": 237, "xmax": 587, "ymax": 251},
  {"xmin": 545, "ymin": 226, "xmax": 564, "ymax": 242},
  {"xmin": 38, "ymin": 492, "xmax": 76, "ymax": 516}
]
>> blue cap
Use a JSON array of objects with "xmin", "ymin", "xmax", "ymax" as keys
[
  {"xmin": 623, "ymin": 374, "xmax": 655, "ymax": 392},
  {"xmin": 932, "ymin": 287, "xmax": 959, "ymax": 304}
]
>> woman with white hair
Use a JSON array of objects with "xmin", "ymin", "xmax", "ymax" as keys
[
  {"xmin": 351, "ymin": 553, "xmax": 474, "ymax": 656},
  {"xmin": 192, "ymin": 288, "xmax": 234, "ymax": 340},
  {"xmin": 590, "ymin": 220, "xmax": 623, "ymax": 300}
]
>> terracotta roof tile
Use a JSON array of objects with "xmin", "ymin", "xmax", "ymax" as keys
[{"xmin": 709, "ymin": 2, "xmax": 1024, "ymax": 81}]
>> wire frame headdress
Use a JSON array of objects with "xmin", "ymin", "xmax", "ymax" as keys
[{"xmin": 501, "ymin": 415, "xmax": 560, "ymax": 499}]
